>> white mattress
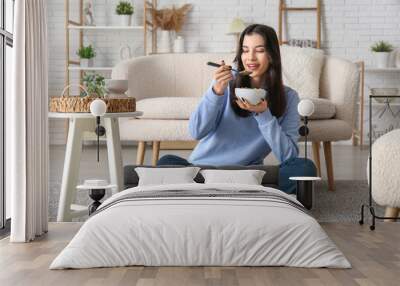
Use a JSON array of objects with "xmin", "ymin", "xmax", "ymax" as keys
[{"xmin": 50, "ymin": 183, "xmax": 350, "ymax": 269}]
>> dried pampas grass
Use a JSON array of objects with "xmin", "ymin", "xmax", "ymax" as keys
[{"xmin": 152, "ymin": 4, "xmax": 192, "ymax": 32}]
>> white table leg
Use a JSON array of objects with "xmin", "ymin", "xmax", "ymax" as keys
[
  {"xmin": 57, "ymin": 118, "xmax": 93, "ymax": 222},
  {"xmin": 104, "ymin": 117, "xmax": 123, "ymax": 193}
]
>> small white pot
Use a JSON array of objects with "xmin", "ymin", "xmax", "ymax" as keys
[
  {"xmin": 80, "ymin": 58, "xmax": 94, "ymax": 67},
  {"xmin": 120, "ymin": 15, "xmax": 131, "ymax": 26},
  {"xmin": 373, "ymin": 52, "xmax": 390, "ymax": 68},
  {"xmin": 81, "ymin": 58, "xmax": 93, "ymax": 68},
  {"xmin": 80, "ymin": 59, "xmax": 89, "ymax": 67}
]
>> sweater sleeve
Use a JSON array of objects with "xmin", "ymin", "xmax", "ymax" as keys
[
  {"xmin": 254, "ymin": 89, "xmax": 300, "ymax": 163},
  {"xmin": 189, "ymin": 82, "xmax": 227, "ymax": 140}
]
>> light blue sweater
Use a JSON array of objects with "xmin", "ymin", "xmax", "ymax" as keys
[{"xmin": 188, "ymin": 82, "xmax": 300, "ymax": 165}]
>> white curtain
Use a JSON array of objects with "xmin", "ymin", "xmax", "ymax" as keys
[{"xmin": 10, "ymin": 0, "xmax": 49, "ymax": 242}]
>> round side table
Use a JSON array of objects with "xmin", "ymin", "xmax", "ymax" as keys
[
  {"xmin": 289, "ymin": 176, "xmax": 321, "ymax": 210},
  {"xmin": 49, "ymin": 111, "xmax": 142, "ymax": 221}
]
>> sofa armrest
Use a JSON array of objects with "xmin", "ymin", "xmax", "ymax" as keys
[{"xmin": 319, "ymin": 56, "xmax": 360, "ymax": 128}]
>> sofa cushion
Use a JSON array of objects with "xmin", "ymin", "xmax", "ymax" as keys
[
  {"xmin": 119, "ymin": 118, "xmax": 193, "ymax": 141},
  {"xmin": 307, "ymin": 98, "xmax": 336, "ymax": 119},
  {"xmin": 281, "ymin": 46, "xmax": 325, "ymax": 99},
  {"xmin": 137, "ymin": 97, "xmax": 201, "ymax": 119},
  {"xmin": 119, "ymin": 118, "xmax": 352, "ymax": 142},
  {"xmin": 136, "ymin": 96, "xmax": 334, "ymax": 120}
]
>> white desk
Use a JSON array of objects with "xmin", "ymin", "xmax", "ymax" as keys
[{"xmin": 49, "ymin": 112, "xmax": 142, "ymax": 222}]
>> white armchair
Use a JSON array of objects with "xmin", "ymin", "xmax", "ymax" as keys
[{"xmin": 112, "ymin": 52, "xmax": 360, "ymax": 191}]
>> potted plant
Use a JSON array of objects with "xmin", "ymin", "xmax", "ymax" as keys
[
  {"xmin": 371, "ymin": 41, "xmax": 393, "ymax": 68},
  {"xmin": 82, "ymin": 72, "xmax": 106, "ymax": 97},
  {"xmin": 77, "ymin": 45, "xmax": 96, "ymax": 67},
  {"xmin": 116, "ymin": 1, "xmax": 134, "ymax": 26}
]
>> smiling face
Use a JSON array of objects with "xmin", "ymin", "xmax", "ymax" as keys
[
  {"xmin": 240, "ymin": 33, "xmax": 270, "ymax": 82},
  {"xmin": 232, "ymin": 24, "xmax": 286, "ymax": 118}
]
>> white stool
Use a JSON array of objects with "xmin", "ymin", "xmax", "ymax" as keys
[{"xmin": 370, "ymin": 129, "xmax": 400, "ymax": 221}]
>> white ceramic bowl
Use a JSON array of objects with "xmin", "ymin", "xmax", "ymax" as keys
[
  {"xmin": 105, "ymin": 79, "xmax": 128, "ymax": 94},
  {"xmin": 235, "ymin": 88, "xmax": 267, "ymax": 105}
]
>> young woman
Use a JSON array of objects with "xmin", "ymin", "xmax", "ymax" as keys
[{"xmin": 157, "ymin": 24, "xmax": 316, "ymax": 194}]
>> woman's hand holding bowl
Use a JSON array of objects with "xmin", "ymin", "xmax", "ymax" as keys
[{"xmin": 236, "ymin": 97, "xmax": 268, "ymax": 114}]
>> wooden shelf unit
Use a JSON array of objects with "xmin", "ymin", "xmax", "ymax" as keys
[
  {"xmin": 365, "ymin": 67, "xmax": 400, "ymax": 72},
  {"xmin": 278, "ymin": 0, "xmax": 321, "ymax": 48},
  {"xmin": 64, "ymin": 0, "xmax": 157, "ymax": 93},
  {"xmin": 63, "ymin": 0, "xmax": 157, "ymax": 142},
  {"xmin": 68, "ymin": 25, "xmax": 145, "ymax": 30},
  {"xmin": 68, "ymin": 66, "xmax": 114, "ymax": 71},
  {"xmin": 353, "ymin": 65, "xmax": 400, "ymax": 147}
]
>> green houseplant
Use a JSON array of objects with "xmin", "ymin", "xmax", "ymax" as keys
[
  {"xmin": 371, "ymin": 41, "xmax": 393, "ymax": 68},
  {"xmin": 77, "ymin": 45, "xmax": 96, "ymax": 67},
  {"xmin": 82, "ymin": 72, "xmax": 106, "ymax": 97},
  {"xmin": 371, "ymin": 41, "xmax": 393, "ymax": 53},
  {"xmin": 116, "ymin": 1, "xmax": 134, "ymax": 26}
]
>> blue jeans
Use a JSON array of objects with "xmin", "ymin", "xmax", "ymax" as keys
[
  {"xmin": 157, "ymin": 154, "xmax": 192, "ymax": 166},
  {"xmin": 157, "ymin": 155, "xmax": 316, "ymax": 194}
]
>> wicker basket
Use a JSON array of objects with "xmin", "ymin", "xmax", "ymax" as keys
[{"xmin": 49, "ymin": 84, "xmax": 136, "ymax": 113}]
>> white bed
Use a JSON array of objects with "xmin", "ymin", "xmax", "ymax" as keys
[{"xmin": 50, "ymin": 183, "xmax": 350, "ymax": 269}]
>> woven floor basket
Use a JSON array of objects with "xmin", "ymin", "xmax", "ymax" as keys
[{"xmin": 49, "ymin": 84, "xmax": 136, "ymax": 113}]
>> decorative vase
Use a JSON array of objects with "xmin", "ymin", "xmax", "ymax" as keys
[
  {"xmin": 84, "ymin": 0, "xmax": 95, "ymax": 26},
  {"xmin": 158, "ymin": 30, "xmax": 171, "ymax": 53},
  {"xmin": 120, "ymin": 15, "xmax": 131, "ymax": 26},
  {"xmin": 373, "ymin": 52, "xmax": 390, "ymax": 68},
  {"xmin": 119, "ymin": 45, "xmax": 132, "ymax": 61},
  {"xmin": 173, "ymin": 36, "xmax": 185, "ymax": 53}
]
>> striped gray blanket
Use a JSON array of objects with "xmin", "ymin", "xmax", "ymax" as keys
[{"xmin": 92, "ymin": 188, "xmax": 308, "ymax": 217}]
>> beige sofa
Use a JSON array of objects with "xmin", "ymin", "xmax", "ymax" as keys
[{"xmin": 112, "ymin": 52, "xmax": 360, "ymax": 191}]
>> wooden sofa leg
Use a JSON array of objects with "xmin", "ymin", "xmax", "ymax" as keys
[
  {"xmin": 323, "ymin": 141, "xmax": 335, "ymax": 191},
  {"xmin": 152, "ymin": 141, "xmax": 160, "ymax": 166},
  {"xmin": 136, "ymin": 141, "xmax": 146, "ymax": 165},
  {"xmin": 384, "ymin": 207, "xmax": 399, "ymax": 222},
  {"xmin": 312, "ymin": 141, "xmax": 321, "ymax": 177}
]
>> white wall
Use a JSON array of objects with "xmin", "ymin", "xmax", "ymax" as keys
[{"xmin": 48, "ymin": 0, "xmax": 400, "ymax": 145}]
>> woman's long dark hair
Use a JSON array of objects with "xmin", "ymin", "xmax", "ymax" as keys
[{"xmin": 230, "ymin": 24, "xmax": 286, "ymax": 118}]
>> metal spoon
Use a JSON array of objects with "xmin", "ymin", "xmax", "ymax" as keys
[{"xmin": 207, "ymin": 61, "xmax": 252, "ymax": 76}]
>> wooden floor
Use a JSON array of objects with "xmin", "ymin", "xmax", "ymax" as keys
[{"xmin": 0, "ymin": 222, "xmax": 399, "ymax": 286}]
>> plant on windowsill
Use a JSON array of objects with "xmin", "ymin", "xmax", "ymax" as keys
[
  {"xmin": 371, "ymin": 41, "xmax": 393, "ymax": 68},
  {"xmin": 77, "ymin": 45, "xmax": 96, "ymax": 68},
  {"xmin": 116, "ymin": 1, "xmax": 134, "ymax": 26},
  {"xmin": 81, "ymin": 72, "xmax": 106, "ymax": 97}
]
